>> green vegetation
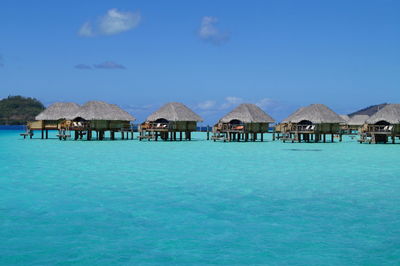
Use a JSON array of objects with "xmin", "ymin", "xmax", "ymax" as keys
[{"xmin": 0, "ymin": 96, "xmax": 45, "ymax": 125}]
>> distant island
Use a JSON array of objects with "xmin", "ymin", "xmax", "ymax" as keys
[
  {"xmin": 0, "ymin": 96, "xmax": 45, "ymax": 125},
  {"xmin": 348, "ymin": 103, "xmax": 387, "ymax": 117}
]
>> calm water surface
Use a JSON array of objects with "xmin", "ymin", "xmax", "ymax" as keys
[{"xmin": 1, "ymin": 130, "xmax": 400, "ymax": 265}]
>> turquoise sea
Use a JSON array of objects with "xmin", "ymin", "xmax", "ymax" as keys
[{"xmin": 1, "ymin": 130, "xmax": 400, "ymax": 265}]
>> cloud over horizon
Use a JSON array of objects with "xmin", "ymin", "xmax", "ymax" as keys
[
  {"xmin": 192, "ymin": 96, "xmax": 290, "ymax": 123},
  {"xmin": 78, "ymin": 8, "xmax": 141, "ymax": 37},
  {"xmin": 198, "ymin": 16, "xmax": 230, "ymax": 45},
  {"xmin": 197, "ymin": 100, "xmax": 216, "ymax": 110},
  {"xmin": 74, "ymin": 61, "xmax": 126, "ymax": 70},
  {"xmin": 94, "ymin": 61, "xmax": 126, "ymax": 69},
  {"xmin": 74, "ymin": 64, "xmax": 92, "ymax": 69}
]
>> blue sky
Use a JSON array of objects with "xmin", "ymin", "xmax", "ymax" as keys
[{"xmin": 1, "ymin": 0, "xmax": 399, "ymax": 123}]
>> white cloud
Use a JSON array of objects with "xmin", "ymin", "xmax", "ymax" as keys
[
  {"xmin": 256, "ymin": 98, "xmax": 274, "ymax": 108},
  {"xmin": 78, "ymin": 22, "xmax": 94, "ymax": 37},
  {"xmin": 220, "ymin": 96, "xmax": 243, "ymax": 109},
  {"xmin": 197, "ymin": 100, "xmax": 216, "ymax": 110},
  {"xmin": 198, "ymin": 16, "xmax": 230, "ymax": 45},
  {"xmin": 99, "ymin": 8, "xmax": 141, "ymax": 35},
  {"xmin": 78, "ymin": 8, "xmax": 141, "ymax": 37}
]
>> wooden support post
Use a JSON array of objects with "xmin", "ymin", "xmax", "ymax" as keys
[
  {"xmin": 207, "ymin": 126, "xmax": 210, "ymax": 140},
  {"xmin": 74, "ymin": 130, "xmax": 78, "ymax": 140},
  {"xmin": 87, "ymin": 130, "xmax": 91, "ymax": 141},
  {"xmin": 131, "ymin": 131, "xmax": 134, "ymax": 140},
  {"xmin": 261, "ymin": 133, "xmax": 264, "ymax": 142},
  {"xmin": 273, "ymin": 133, "xmax": 275, "ymax": 141},
  {"xmin": 180, "ymin": 131, "xmax": 182, "ymax": 141},
  {"xmin": 331, "ymin": 134, "xmax": 334, "ymax": 143},
  {"xmin": 323, "ymin": 134, "xmax": 326, "ymax": 143},
  {"xmin": 339, "ymin": 134, "xmax": 342, "ymax": 142},
  {"xmin": 41, "ymin": 129, "xmax": 44, "ymax": 139},
  {"xmin": 45, "ymin": 130, "xmax": 48, "ymax": 139}
]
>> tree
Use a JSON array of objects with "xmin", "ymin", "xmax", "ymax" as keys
[{"xmin": 0, "ymin": 95, "xmax": 45, "ymax": 125}]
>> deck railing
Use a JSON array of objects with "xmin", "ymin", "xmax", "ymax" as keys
[
  {"xmin": 215, "ymin": 123, "xmax": 245, "ymax": 132},
  {"xmin": 140, "ymin": 122, "xmax": 171, "ymax": 130},
  {"xmin": 368, "ymin": 125, "xmax": 393, "ymax": 133},
  {"xmin": 295, "ymin": 125, "xmax": 316, "ymax": 131}
]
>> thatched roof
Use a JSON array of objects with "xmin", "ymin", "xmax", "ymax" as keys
[
  {"xmin": 347, "ymin": 115, "xmax": 369, "ymax": 126},
  {"xmin": 366, "ymin": 104, "xmax": 400, "ymax": 124},
  {"xmin": 35, "ymin": 102, "xmax": 80, "ymax": 120},
  {"xmin": 219, "ymin": 104, "xmax": 275, "ymax": 123},
  {"xmin": 340, "ymin": 115, "xmax": 350, "ymax": 122},
  {"xmin": 146, "ymin": 102, "xmax": 203, "ymax": 122},
  {"xmin": 283, "ymin": 104, "xmax": 345, "ymax": 124},
  {"xmin": 72, "ymin": 101, "xmax": 136, "ymax": 121}
]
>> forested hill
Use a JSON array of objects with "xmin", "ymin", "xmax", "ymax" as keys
[{"xmin": 0, "ymin": 96, "xmax": 45, "ymax": 125}]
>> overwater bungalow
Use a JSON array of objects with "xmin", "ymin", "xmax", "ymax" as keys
[
  {"xmin": 27, "ymin": 102, "xmax": 80, "ymax": 139},
  {"xmin": 340, "ymin": 115, "xmax": 350, "ymax": 122},
  {"xmin": 65, "ymin": 101, "xmax": 136, "ymax": 140},
  {"xmin": 138, "ymin": 102, "xmax": 203, "ymax": 141},
  {"xmin": 276, "ymin": 104, "xmax": 345, "ymax": 143},
  {"xmin": 212, "ymin": 103, "xmax": 275, "ymax": 142},
  {"xmin": 341, "ymin": 115, "xmax": 369, "ymax": 135},
  {"xmin": 359, "ymin": 104, "xmax": 400, "ymax": 144}
]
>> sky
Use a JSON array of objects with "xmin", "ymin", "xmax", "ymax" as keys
[{"xmin": 0, "ymin": 0, "xmax": 399, "ymax": 123}]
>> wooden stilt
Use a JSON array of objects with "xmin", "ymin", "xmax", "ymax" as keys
[
  {"xmin": 41, "ymin": 129, "xmax": 44, "ymax": 139},
  {"xmin": 261, "ymin": 133, "xmax": 264, "ymax": 142}
]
